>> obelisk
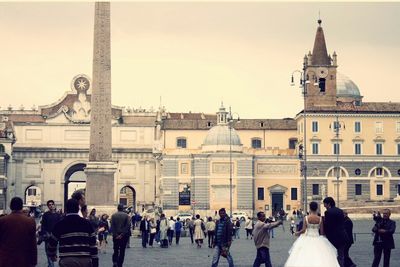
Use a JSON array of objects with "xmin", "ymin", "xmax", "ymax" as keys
[{"xmin": 85, "ymin": 2, "xmax": 116, "ymax": 210}]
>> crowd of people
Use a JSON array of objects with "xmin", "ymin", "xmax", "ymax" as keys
[{"xmin": 0, "ymin": 194, "xmax": 397, "ymax": 267}]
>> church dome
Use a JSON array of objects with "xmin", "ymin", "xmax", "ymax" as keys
[
  {"xmin": 202, "ymin": 104, "xmax": 242, "ymax": 153},
  {"xmin": 203, "ymin": 125, "xmax": 241, "ymax": 146},
  {"xmin": 336, "ymin": 73, "xmax": 361, "ymax": 98}
]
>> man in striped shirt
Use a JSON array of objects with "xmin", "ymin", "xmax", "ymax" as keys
[{"xmin": 48, "ymin": 198, "xmax": 98, "ymax": 267}]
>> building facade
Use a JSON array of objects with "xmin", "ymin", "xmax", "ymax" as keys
[{"xmin": 1, "ymin": 20, "xmax": 400, "ymax": 215}]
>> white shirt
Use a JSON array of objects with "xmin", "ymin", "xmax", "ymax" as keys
[{"xmin": 169, "ymin": 220, "xmax": 175, "ymax": 230}]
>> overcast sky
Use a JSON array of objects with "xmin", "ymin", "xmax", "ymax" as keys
[{"xmin": 1, "ymin": 2, "xmax": 399, "ymax": 119}]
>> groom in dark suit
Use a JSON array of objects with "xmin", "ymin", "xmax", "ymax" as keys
[{"xmin": 323, "ymin": 197, "xmax": 348, "ymax": 267}]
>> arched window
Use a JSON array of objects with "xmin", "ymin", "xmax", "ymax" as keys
[
  {"xmin": 326, "ymin": 166, "xmax": 347, "ymax": 178},
  {"xmin": 251, "ymin": 138, "xmax": 262, "ymax": 149},
  {"xmin": 177, "ymin": 137, "xmax": 187, "ymax": 148}
]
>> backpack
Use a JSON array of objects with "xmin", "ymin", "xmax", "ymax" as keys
[{"xmin": 235, "ymin": 221, "xmax": 240, "ymax": 228}]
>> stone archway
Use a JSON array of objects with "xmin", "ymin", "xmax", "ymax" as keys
[
  {"xmin": 119, "ymin": 186, "xmax": 136, "ymax": 212},
  {"xmin": 64, "ymin": 163, "xmax": 87, "ymax": 205}
]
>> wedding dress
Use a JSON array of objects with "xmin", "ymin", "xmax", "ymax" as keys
[{"xmin": 284, "ymin": 216, "xmax": 339, "ymax": 267}]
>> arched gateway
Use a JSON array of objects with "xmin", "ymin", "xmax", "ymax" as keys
[{"xmin": 64, "ymin": 163, "xmax": 87, "ymax": 205}]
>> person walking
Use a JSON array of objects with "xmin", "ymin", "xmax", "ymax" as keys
[
  {"xmin": 110, "ymin": 204, "xmax": 131, "ymax": 267},
  {"xmin": 245, "ymin": 217, "xmax": 253, "ymax": 239},
  {"xmin": 168, "ymin": 216, "xmax": 175, "ymax": 245},
  {"xmin": 343, "ymin": 212, "xmax": 356, "ymax": 267},
  {"xmin": 39, "ymin": 199, "xmax": 62, "ymax": 267},
  {"xmin": 194, "ymin": 214, "xmax": 205, "ymax": 248},
  {"xmin": 323, "ymin": 197, "xmax": 349, "ymax": 267},
  {"xmin": 188, "ymin": 217, "xmax": 195, "ymax": 244},
  {"xmin": 233, "ymin": 218, "xmax": 241, "ymax": 239},
  {"xmin": 175, "ymin": 217, "xmax": 183, "ymax": 245},
  {"xmin": 159, "ymin": 214, "xmax": 169, "ymax": 248},
  {"xmin": 98, "ymin": 214, "xmax": 110, "ymax": 254},
  {"xmin": 0, "ymin": 196, "xmax": 37, "ymax": 267},
  {"xmin": 47, "ymin": 198, "xmax": 98, "ymax": 267},
  {"xmin": 140, "ymin": 215, "xmax": 149, "ymax": 248},
  {"xmin": 371, "ymin": 208, "xmax": 396, "ymax": 267},
  {"xmin": 252, "ymin": 211, "xmax": 282, "ymax": 267},
  {"xmin": 148, "ymin": 218, "xmax": 157, "ymax": 247},
  {"xmin": 206, "ymin": 216, "xmax": 216, "ymax": 248},
  {"xmin": 211, "ymin": 208, "xmax": 234, "ymax": 267},
  {"xmin": 71, "ymin": 191, "xmax": 86, "ymax": 217},
  {"xmin": 88, "ymin": 208, "xmax": 99, "ymax": 231}
]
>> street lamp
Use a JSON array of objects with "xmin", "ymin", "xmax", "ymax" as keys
[
  {"xmin": 331, "ymin": 111, "xmax": 345, "ymax": 207},
  {"xmin": 227, "ymin": 106, "xmax": 240, "ymax": 219},
  {"xmin": 291, "ymin": 68, "xmax": 318, "ymax": 213}
]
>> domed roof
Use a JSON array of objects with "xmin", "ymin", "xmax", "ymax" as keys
[
  {"xmin": 336, "ymin": 73, "xmax": 361, "ymax": 98},
  {"xmin": 203, "ymin": 125, "xmax": 241, "ymax": 146}
]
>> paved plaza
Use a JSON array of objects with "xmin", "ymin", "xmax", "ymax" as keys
[{"xmin": 37, "ymin": 219, "xmax": 400, "ymax": 267}]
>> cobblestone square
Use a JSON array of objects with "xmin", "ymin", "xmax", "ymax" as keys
[{"xmin": 37, "ymin": 219, "xmax": 399, "ymax": 267}]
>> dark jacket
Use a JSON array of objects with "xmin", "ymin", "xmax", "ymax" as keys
[
  {"xmin": 372, "ymin": 218, "xmax": 396, "ymax": 249},
  {"xmin": 110, "ymin": 211, "xmax": 130, "ymax": 238},
  {"xmin": 0, "ymin": 212, "xmax": 37, "ymax": 267},
  {"xmin": 214, "ymin": 216, "xmax": 233, "ymax": 247},
  {"xmin": 41, "ymin": 211, "xmax": 62, "ymax": 235},
  {"xmin": 140, "ymin": 219, "xmax": 149, "ymax": 233},
  {"xmin": 344, "ymin": 216, "xmax": 354, "ymax": 244},
  {"xmin": 324, "ymin": 206, "xmax": 348, "ymax": 248}
]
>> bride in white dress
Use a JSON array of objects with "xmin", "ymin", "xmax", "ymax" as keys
[{"xmin": 284, "ymin": 201, "xmax": 339, "ymax": 267}]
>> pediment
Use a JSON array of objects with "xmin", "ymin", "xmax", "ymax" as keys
[{"xmin": 267, "ymin": 184, "xmax": 288, "ymax": 193}]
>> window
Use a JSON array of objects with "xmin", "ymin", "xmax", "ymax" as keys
[
  {"xmin": 289, "ymin": 138, "xmax": 297, "ymax": 149},
  {"xmin": 27, "ymin": 188, "xmax": 36, "ymax": 196},
  {"xmin": 355, "ymin": 168, "xmax": 361, "ymax": 176},
  {"xmin": 354, "ymin": 121, "xmax": 361, "ymax": 133},
  {"xmin": 252, "ymin": 138, "xmax": 262, "ymax": 149},
  {"xmin": 333, "ymin": 143, "xmax": 340, "ymax": 155},
  {"xmin": 398, "ymin": 184, "xmax": 400, "ymax": 195},
  {"xmin": 376, "ymin": 184, "xmax": 383, "ymax": 196},
  {"xmin": 0, "ymin": 144, "xmax": 4, "ymax": 153},
  {"xmin": 291, "ymin": 188, "xmax": 298, "ymax": 200},
  {"xmin": 355, "ymin": 184, "xmax": 362, "ymax": 195},
  {"xmin": 177, "ymin": 138, "xmax": 187, "ymax": 148},
  {"xmin": 375, "ymin": 122, "xmax": 383, "ymax": 133},
  {"xmin": 332, "ymin": 121, "xmax": 340, "ymax": 132},
  {"xmin": 319, "ymin": 78, "xmax": 326, "ymax": 92},
  {"xmin": 376, "ymin": 167, "xmax": 383, "ymax": 177},
  {"xmin": 312, "ymin": 184, "xmax": 319, "ymax": 195},
  {"xmin": 397, "ymin": 143, "xmax": 400, "ymax": 155},
  {"xmin": 312, "ymin": 143, "xmax": 319, "ymax": 155},
  {"xmin": 207, "ymin": 121, "xmax": 212, "ymax": 127},
  {"xmin": 376, "ymin": 143, "xmax": 383, "ymax": 155},
  {"xmin": 355, "ymin": 143, "xmax": 362, "ymax": 155},
  {"xmin": 312, "ymin": 121, "xmax": 319, "ymax": 133},
  {"xmin": 257, "ymin": 187, "xmax": 264, "ymax": 200},
  {"xmin": 396, "ymin": 122, "xmax": 400, "ymax": 133}
]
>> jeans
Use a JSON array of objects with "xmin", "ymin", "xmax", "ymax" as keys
[
  {"xmin": 45, "ymin": 241, "xmax": 55, "ymax": 267},
  {"xmin": 234, "ymin": 228, "xmax": 240, "ymax": 239},
  {"xmin": 253, "ymin": 247, "xmax": 272, "ymax": 267},
  {"xmin": 211, "ymin": 245, "xmax": 234, "ymax": 267},
  {"xmin": 141, "ymin": 231, "xmax": 148, "ymax": 248},
  {"xmin": 168, "ymin": 229, "xmax": 174, "ymax": 244},
  {"xmin": 208, "ymin": 231, "xmax": 215, "ymax": 248},
  {"xmin": 149, "ymin": 233, "xmax": 156, "ymax": 246},
  {"xmin": 175, "ymin": 231, "xmax": 181, "ymax": 244},
  {"xmin": 189, "ymin": 228, "xmax": 194, "ymax": 244},
  {"xmin": 372, "ymin": 245, "xmax": 392, "ymax": 267},
  {"xmin": 113, "ymin": 235, "xmax": 128, "ymax": 267}
]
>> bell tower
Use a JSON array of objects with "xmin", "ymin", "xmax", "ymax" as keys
[{"xmin": 304, "ymin": 19, "xmax": 337, "ymax": 108}]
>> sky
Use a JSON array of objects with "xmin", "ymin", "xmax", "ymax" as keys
[{"xmin": 0, "ymin": 2, "xmax": 400, "ymax": 119}]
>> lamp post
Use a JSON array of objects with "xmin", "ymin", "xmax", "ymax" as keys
[
  {"xmin": 333, "ymin": 112, "xmax": 344, "ymax": 208},
  {"xmin": 291, "ymin": 68, "xmax": 318, "ymax": 213},
  {"xmin": 227, "ymin": 106, "xmax": 240, "ymax": 219}
]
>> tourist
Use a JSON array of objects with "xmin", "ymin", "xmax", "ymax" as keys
[
  {"xmin": 111, "ymin": 204, "xmax": 131, "ymax": 267},
  {"xmin": 48, "ymin": 198, "xmax": 98, "ymax": 267},
  {"xmin": 98, "ymin": 214, "xmax": 110, "ymax": 254},
  {"xmin": 39, "ymin": 199, "xmax": 62, "ymax": 267},
  {"xmin": 168, "ymin": 216, "xmax": 175, "ymax": 245},
  {"xmin": 175, "ymin": 217, "xmax": 183, "ymax": 245},
  {"xmin": 343, "ymin": 211, "xmax": 356, "ymax": 267},
  {"xmin": 71, "ymin": 191, "xmax": 86, "ymax": 217},
  {"xmin": 140, "ymin": 215, "xmax": 149, "ymax": 248},
  {"xmin": 159, "ymin": 213, "xmax": 169, "ymax": 248},
  {"xmin": 252, "ymin": 211, "xmax": 282, "ymax": 267},
  {"xmin": 206, "ymin": 216, "xmax": 216, "ymax": 248},
  {"xmin": 245, "ymin": 217, "xmax": 253, "ymax": 239},
  {"xmin": 371, "ymin": 208, "xmax": 396, "ymax": 267},
  {"xmin": 0, "ymin": 196, "xmax": 38, "ymax": 267},
  {"xmin": 88, "ymin": 208, "xmax": 99, "ymax": 230},
  {"xmin": 194, "ymin": 214, "xmax": 205, "ymax": 248},
  {"xmin": 188, "ymin": 217, "xmax": 195, "ymax": 244},
  {"xmin": 211, "ymin": 208, "xmax": 234, "ymax": 267},
  {"xmin": 148, "ymin": 218, "xmax": 157, "ymax": 247}
]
